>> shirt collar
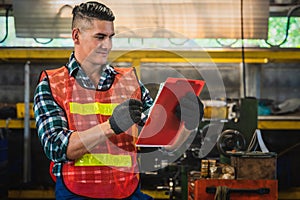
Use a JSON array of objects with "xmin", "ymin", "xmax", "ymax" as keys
[{"xmin": 67, "ymin": 52, "xmax": 118, "ymax": 77}]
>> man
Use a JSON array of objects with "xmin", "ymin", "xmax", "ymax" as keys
[{"xmin": 34, "ymin": 1, "xmax": 203, "ymax": 199}]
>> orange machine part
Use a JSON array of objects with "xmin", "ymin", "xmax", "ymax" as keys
[{"xmin": 188, "ymin": 179, "xmax": 278, "ymax": 200}]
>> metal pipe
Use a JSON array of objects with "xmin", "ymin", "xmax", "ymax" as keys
[{"xmin": 23, "ymin": 60, "xmax": 31, "ymax": 183}]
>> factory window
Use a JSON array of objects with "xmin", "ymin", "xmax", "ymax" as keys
[{"xmin": 0, "ymin": 17, "xmax": 299, "ymax": 48}]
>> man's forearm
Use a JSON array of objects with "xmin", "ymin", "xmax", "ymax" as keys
[{"xmin": 66, "ymin": 121, "xmax": 115, "ymax": 160}]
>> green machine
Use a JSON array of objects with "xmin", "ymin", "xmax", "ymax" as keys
[
  {"xmin": 217, "ymin": 97, "xmax": 258, "ymax": 161},
  {"xmin": 199, "ymin": 97, "xmax": 258, "ymax": 159}
]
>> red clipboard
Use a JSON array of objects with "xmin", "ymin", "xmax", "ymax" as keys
[{"xmin": 136, "ymin": 77, "xmax": 205, "ymax": 147}]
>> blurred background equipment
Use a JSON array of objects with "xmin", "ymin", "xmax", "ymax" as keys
[{"xmin": 0, "ymin": 0, "xmax": 300, "ymax": 199}]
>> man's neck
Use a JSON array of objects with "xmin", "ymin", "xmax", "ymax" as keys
[
  {"xmin": 75, "ymin": 53, "xmax": 105, "ymax": 87},
  {"xmin": 83, "ymin": 64, "xmax": 105, "ymax": 88}
]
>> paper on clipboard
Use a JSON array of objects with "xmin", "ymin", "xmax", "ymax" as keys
[{"xmin": 136, "ymin": 77, "xmax": 205, "ymax": 147}]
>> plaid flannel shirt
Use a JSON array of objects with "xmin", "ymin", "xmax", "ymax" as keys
[{"xmin": 33, "ymin": 52, "xmax": 153, "ymax": 177}]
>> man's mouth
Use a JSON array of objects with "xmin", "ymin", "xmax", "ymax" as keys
[{"xmin": 96, "ymin": 51, "xmax": 109, "ymax": 56}]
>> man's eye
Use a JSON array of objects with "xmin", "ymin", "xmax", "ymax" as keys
[{"xmin": 95, "ymin": 36, "xmax": 105, "ymax": 40}]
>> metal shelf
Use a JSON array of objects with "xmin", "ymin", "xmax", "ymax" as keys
[
  {"xmin": 258, "ymin": 116, "xmax": 300, "ymax": 130},
  {"xmin": 0, "ymin": 119, "xmax": 36, "ymax": 129},
  {"xmin": 0, "ymin": 118, "xmax": 299, "ymax": 130},
  {"xmin": 8, "ymin": 189, "xmax": 168, "ymax": 199}
]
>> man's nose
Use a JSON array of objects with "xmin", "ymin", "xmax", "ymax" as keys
[{"xmin": 100, "ymin": 37, "xmax": 112, "ymax": 49}]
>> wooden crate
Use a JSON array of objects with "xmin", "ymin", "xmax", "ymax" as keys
[{"xmin": 188, "ymin": 179, "xmax": 278, "ymax": 200}]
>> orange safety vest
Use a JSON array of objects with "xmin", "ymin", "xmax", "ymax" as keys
[{"xmin": 41, "ymin": 66, "xmax": 141, "ymax": 199}]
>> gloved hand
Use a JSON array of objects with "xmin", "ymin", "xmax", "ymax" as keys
[
  {"xmin": 109, "ymin": 99, "xmax": 143, "ymax": 134},
  {"xmin": 175, "ymin": 92, "xmax": 204, "ymax": 130}
]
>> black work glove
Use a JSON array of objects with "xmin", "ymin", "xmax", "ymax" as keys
[
  {"xmin": 175, "ymin": 92, "xmax": 204, "ymax": 130},
  {"xmin": 109, "ymin": 99, "xmax": 143, "ymax": 134}
]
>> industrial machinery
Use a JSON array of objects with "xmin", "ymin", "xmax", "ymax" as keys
[{"xmin": 139, "ymin": 97, "xmax": 258, "ymax": 199}]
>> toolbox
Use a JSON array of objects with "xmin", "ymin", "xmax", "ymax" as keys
[{"xmin": 230, "ymin": 152, "xmax": 277, "ymax": 180}]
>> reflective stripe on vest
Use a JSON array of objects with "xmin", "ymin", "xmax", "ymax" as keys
[
  {"xmin": 75, "ymin": 153, "xmax": 132, "ymax": 167},
  {"xmin": 70, "ymin": 102, "xmax": 118, "ymax": 115}
]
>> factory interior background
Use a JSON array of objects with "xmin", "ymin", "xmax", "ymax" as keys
[{"xmin": 0, "ymin": 0, "xmax": 300, "ymax": 199}]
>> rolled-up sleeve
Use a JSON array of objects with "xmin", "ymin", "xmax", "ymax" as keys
[{"xmin": 33, "ymin": 77, "xmax": 73, "ymax": 162}]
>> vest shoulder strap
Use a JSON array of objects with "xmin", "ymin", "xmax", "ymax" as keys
[{"xmin": 39, "ymin": 66, "xmax": 67, "ymax": 82}]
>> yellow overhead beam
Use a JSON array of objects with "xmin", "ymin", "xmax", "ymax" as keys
[
  {"xmin": 1, "ymin": 48, "xmax": 300, "ymax": 63},
  {"xmin": 0, "ymin": 48, "xmax": 72, "ymax": 60},
  {"xmin": 140, "ymin": 58, "xmax": 268, "ymax": 63}
]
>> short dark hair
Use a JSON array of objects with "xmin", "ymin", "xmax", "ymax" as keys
[{"xmin": 72, "ymin": 1, "xmax": 115, "ymax": 29}]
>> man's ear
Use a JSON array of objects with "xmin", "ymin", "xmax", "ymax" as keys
[{"xmin": 72, "ymin": 28, "xmax": 80, "ymax": 43}]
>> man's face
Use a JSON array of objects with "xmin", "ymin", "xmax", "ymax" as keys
[{"xmin": 75, "ymin": 20, "xmax": 115, "ymax": 67}]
